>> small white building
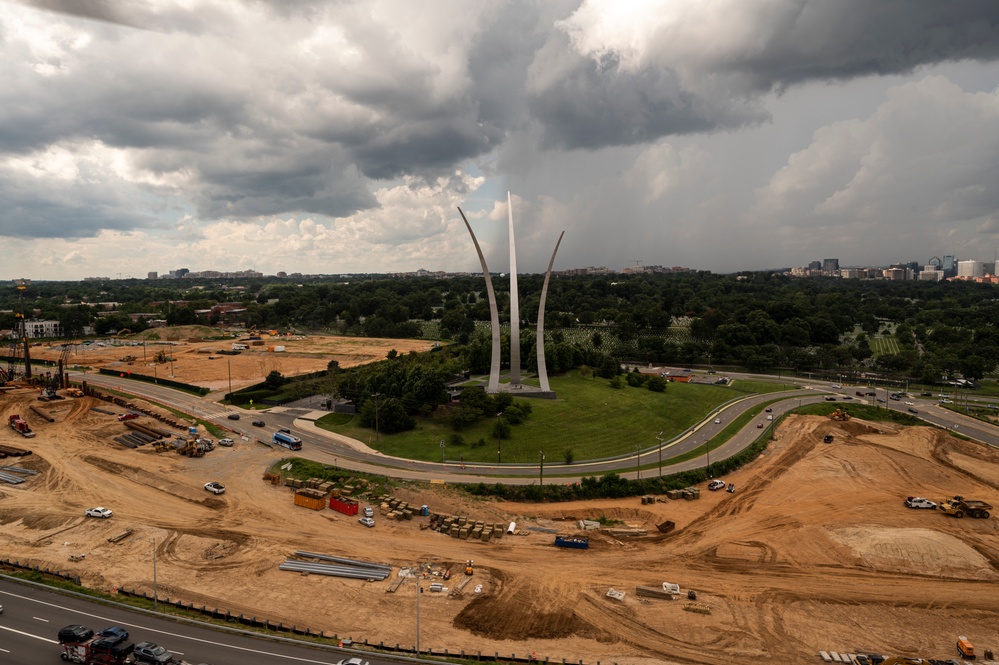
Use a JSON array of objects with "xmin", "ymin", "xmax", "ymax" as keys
[{"xmin": 25, "ymin": 319, "xmax": 63, "ymax": 338}]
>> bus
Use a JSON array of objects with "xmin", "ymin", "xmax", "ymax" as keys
[{"xmin": 272, "ymin": 429, "xmax": 302, "ymax": 450}]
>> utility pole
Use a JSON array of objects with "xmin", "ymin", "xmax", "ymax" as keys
[
  {"xmin": 415, "ymin": 572, "xmax": 421, "ymax": 653},
  {"xmin": 636, "ymin": 441, "xmax": 641, "ymax": 481},
  {"xmin": 495, "ymin": 412, "xmax": 503, "ymax": 464},
  {"xmin": 227, "ymin": 358, "xmax": 232, "ymax": 403},
  {"xmin": 656, "ymin": 431, "xmax": 665, "ymax": 477},
  {"xmin": 373, "ymin": 393, "xmax": 381, "ymax": 442}
]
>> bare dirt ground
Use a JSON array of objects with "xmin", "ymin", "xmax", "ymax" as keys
[
  {"xmin": 30, "ymin": 326, "xmax": 437, "ymax": 392},
  {"xmin": 2, "ymin": 387, "xmax": 999, "ymax": 664}
]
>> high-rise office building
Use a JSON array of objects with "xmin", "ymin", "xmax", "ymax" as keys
[{"xmin": 823, "ymin": 258, "xmax": 839, "ymax": 273}]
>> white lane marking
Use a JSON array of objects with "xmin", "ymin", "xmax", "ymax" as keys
[
  {"xmin": 0, "ymin": 588, "xmax": 338, "ymax": 663},
  {"xmin": 0, "ymin": 647, "xmax": 10, "ymax": 653},
  {"xmin": 0, "ymin": 624, "xmax": 60, "ymax": 644},
  {"xmin": 34, "ymin": 616, "xmax": 50, "ymax": 622}
]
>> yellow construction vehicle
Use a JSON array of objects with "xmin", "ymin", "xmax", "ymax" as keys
[
  {"xmin": 829, "ymin": 408, "xmax": 851, "ymax": 421},
  {"xmin": 465, "ymin": 560, "xmax": 474, "ymax": 575},
  {"xmin": 939, "ymin": 496, "xmax": 992, "ymax": 519},
  {"xmin": 65, "ymin": 387, "xmax": 84, "ymax": 398}
]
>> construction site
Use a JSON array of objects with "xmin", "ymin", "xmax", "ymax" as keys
[
  {"xmin": 1, "ymin": 377, "xmax": 998, "ymax": 664},
  {"xmin": 1, "ymin": 305, "xmax": 998, "ymax": 663}
]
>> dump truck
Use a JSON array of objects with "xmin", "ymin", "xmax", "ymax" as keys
[
  {"xmin": 65, "ymin": 387, "xmax": 85, "ymax": 397},
  {"xmin": 8, "ymin": 414, "xmax": 35, "ymax": 438},
  {"xmin": 939, "ymin": 496, "xmax": 992, "ymax": 519}
]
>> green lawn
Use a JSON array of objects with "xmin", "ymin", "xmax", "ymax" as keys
[{"xmin": 315, "ymin": 371, "xmax": 792, "ymax": 464}]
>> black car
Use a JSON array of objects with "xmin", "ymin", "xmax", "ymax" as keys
[
  {"xmin": 908, "ymin": 407, "xmax": 919, "ymax": 414},
  {"xmin": 824, "ymin": 396, "xmax": 836, "ymax": 401},
  {"xmin": 227, "ymin": 413, "xmax": 240, "ymax": 420},
  {"xmin": 252, "ymin": 419, "xmax": 265, "ymax": 427},
  {"xmin": 58, "ymin": 625, "xmax": 94, "ymax": 644},
  {"xmin": 98, "ymin": 626, "xmax": 129, "ymax": 643}
]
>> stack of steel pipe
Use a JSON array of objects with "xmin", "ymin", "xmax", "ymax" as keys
[
  {"xmin": 29, "ymin": 405, "xmax": 55, "ymax": 422},
  {"xmin": 124, "ymin": 421, "xmax": 163, "ymax": 439},
  {"xmin": 294, "ymin": 551, "xmax": 392, "ymax": 572},
  {"xmin": 281, "ymin": 552, "xmax": 392, "ymax": 580},
  {"xmin": 115, "ymin": 437, "xmax": 138, "ymax": 449},
  {"xmin": 1, "ymin": 466, "xmax": 38, "ymax": 475},
  {"xmin": 0, "ymin": 470, "xmax": 25, "ymax": 484},
  {"xmin": 0, "ymin": 444, "xmax": 31, "ymax": 457}
]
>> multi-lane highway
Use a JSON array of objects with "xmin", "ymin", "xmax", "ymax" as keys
[{"xmin": 0, "ymin": 577, "xmax": 399, "ymax": 665}]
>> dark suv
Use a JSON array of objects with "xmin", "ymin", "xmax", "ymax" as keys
[
  {"xmin": 134, "ymin": 641, "xmax": 174, "ymax": 663},
  {"xmin": 98, "ymin": 626, "xmax": 129, "ymax": 643},
  {"xmin": 58, "ymin": 625, "xmax": 94, "ymax": 644}
]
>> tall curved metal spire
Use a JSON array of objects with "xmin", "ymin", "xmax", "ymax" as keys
[
  {"xmin": 536, "ymin": 230, "xmax": 565, "ymax": 393},
  {"xmin": 507, "ymin": 192, "xmax": 521, "ymax": 387},
  {"xmin": 457, "ymin": 207, "xmax": 501, "ymax": 393}
]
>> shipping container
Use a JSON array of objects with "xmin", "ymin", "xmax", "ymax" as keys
[
  {"xmin": 294, "ymin": 491, "xmax": 326, "ymax": 511},
  {"xmin": 329, "ymin": 496, "xmax": 359, "ymax": 516},
  {"xmin": 554, "ymin": 536, "xmax": 590, "ymax": 549}
]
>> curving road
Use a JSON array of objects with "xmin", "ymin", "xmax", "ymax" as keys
[{"xmin": 68, "ymin": 371, "xmax": 999, "ymax": 485}]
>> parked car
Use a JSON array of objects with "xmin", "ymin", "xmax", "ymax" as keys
[
  {"xmin": 363, "ymin": 506, "xmax": 374, "ymax": 518},
  {"xmin": 204, "ymin": 481, "xmax": 226, "ymax": 495},
  {"xmin": 252, "ymin": 420, "xmax": 265, "ymax": 427},
  {"xmin": 707, "ymin": 479, "xmax": 726, "ymax": 491},
  {"xmin": 905, "ymin": 497, "xmax": 937, "ymax": 509},
  {"xmin": 218, "ymin": 438, "xmax": 234, "ymax": 447},
  {"xmin": 227, "ymin": 413, "xmax": 240, "ymax": 420},
  {"xmin": 84, "ymin": 507, "xmax": 113, "ymax": 519},
  {"xmin": 726, "ymin": 483, "xmax": 736, "ymax": 493},
  {"xmin": 358, "ymin": 517, "xmax": 376, "ymax": 528},
  {"xmin": 133, "ymin": 641, "xmax": 174, "ymax": 664},
  {"xmin": 98, "ymin": 627, "xmax": 129, "ymax": 643},
  {"xmin": 58, "ymin": 625, "xmax": 95, "ymax": 644}
]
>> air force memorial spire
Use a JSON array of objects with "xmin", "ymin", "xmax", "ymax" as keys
[{"xmin": 457, "ymin": 193, "xmax": 564, "ymax": 398}]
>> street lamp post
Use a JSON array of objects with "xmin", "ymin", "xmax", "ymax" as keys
[
  {"xmin": 495, "ymin": 412, "xmax": 503, "ymax": 464},
  {"xmin": 373, "ymin": 393, "xmax": 381, "ymax": 442},
  {"xmin": 440, "ymin": 439, "xmax": 445, "ymax": 465},
  {"xmin": 131, "ymin": 536, "xmax": 157, "ymax": 611},
  {"xmin": 636, "ymin": 441, "xmax": 641, "ymax": 481},
  {"xmin": 414, "ymin": 571, "xmax": 421, "ymax": 654},
  {"xmin": 227, "ymin": 358, "xmax": 232, "ymax": 403},
  {"xmin": 656, "ymin": 431, "xmax": 665, "ymax": 477},
  {"xmin": 539, "ymin": 448, "xmax": 545, "ymax": 487},
  {"xmin": 705, "ymin": 439, "xmax": 712, "ymax": 479}
]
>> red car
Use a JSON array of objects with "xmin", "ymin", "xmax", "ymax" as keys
[{"xmin": 117, "ymin": 413, "xmax": 139, "ymax": 421}]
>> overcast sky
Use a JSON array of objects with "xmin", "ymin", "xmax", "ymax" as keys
[{"xmin": 2, "ymin": 0, "xmax": 999, "ymax": 281}]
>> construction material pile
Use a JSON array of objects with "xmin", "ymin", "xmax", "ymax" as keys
[
  {"xmin": 280, "ymin": 550, "xmax": 391, "ymax": 580},
  {"xmin": 427, "ymin": 513, "xmax": 505, "ymax": 542}
]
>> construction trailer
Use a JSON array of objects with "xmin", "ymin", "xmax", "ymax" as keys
[{"xmin": 8, "ymin": 415, "xmax": 35, "ymax": 438}]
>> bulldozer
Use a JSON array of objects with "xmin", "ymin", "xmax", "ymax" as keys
[
  {"xmin": 829, "ymin": 408, "xmax": 851, "ymax": 421},
  {"xmin": 939, "ymin": 495, "xmax": 992, "ymax": 519}
]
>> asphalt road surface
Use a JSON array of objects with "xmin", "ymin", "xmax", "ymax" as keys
[
  {"xmin": 68, "ymin": 371, "xmax": 999, "ymax": 485},
  {"xmin": 0, "ymin": 576, "xmax": 398, "ymax": 665}
]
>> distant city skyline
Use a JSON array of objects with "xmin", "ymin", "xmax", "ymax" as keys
[{"xmin": 2, "ymin": 2, "xmax": 999, "ymax": 280}]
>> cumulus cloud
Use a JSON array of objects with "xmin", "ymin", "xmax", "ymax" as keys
[{"xmin": 2, "ymin": 0, "xmax": 999, "ymax": 277}]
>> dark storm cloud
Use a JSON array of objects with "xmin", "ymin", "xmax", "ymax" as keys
[
  {"xmin": 532, "ymin": 0, "xmax": 999, "ymax": 150},
  {"xmin": 727, "ymin": 1, "xmax": 999, "ymax": 90}
]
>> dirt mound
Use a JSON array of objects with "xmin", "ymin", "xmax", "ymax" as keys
[{"xmin": 829, "ymin": 526, "xmax": 999, "ymax": 578}]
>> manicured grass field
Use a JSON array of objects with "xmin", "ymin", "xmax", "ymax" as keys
[
  {"xmin": 315, "ymin": 371, "xmax": 792, "ymax": 464},
  {"xmin": 869, "ymin": 335, "xmax": 901, "ymax": 356}
]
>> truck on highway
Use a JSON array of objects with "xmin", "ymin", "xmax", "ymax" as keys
[{"xmin": 272, "ymin": 428, "xmax": 302, "ymax": 450}]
